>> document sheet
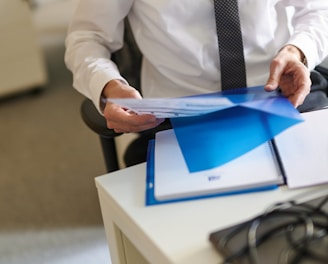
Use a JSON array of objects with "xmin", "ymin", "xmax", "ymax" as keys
[{"xmin": 274, "ymin": 108, "xmax": 328, "ymax": 188}]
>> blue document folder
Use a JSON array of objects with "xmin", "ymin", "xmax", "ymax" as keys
[
  {"xmin": 170, "ymin": 86, "xmax": 303, "ymax": 172},
  {"xmin": 107, "ymin": 86, "xmax": 303, "ymax": 173},
  {"xmin": 145, "ymin": 137, "xmax": 283, "ymax": 206},
  {"xmin": 145, "ymin": 108, "xmax": 328, "ymax": 206}
]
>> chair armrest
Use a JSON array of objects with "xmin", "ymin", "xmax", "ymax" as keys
[
  {"xmin": 80, "ymin": 98, "xmax": 122, "ymax": 172},
  {"xmin": 80, "ymin": 98, "xmax": 122, "ymax": 139},
  {"xmin": 297, "ymin": 90, "xmax": 328, "ymax": 113}
]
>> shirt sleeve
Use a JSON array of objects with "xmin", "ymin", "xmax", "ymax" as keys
[
  {"xmin": 64, "ymin": 0, "xmax": 134, "ymax": 113},
  {"xmin": 285, "ymin": 0, "xmax": 328, "ymax": 70}
]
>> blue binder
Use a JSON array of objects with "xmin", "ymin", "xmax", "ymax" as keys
[
  {"xmin": 145, "ymin": 139, "xmax": 282, "ymax": 206},
  {"xmin": 145, "ymin": 87, "xmax": 304, "ymax": 205},
  {"xmin": 170, "ymin": 86, "xmax": 303, "ymax": 172}
]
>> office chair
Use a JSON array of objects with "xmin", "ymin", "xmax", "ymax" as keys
[
  {"xmin": 81, "ymin": 98, "xmax": 122, "ymax": 172},
  {"xmin": 80, "ymin": 19, "xmax": 328, "ymax": 172}
]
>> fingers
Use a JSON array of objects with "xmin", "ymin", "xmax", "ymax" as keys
[
  {"xmin": 104, "ymin": 102, "xmax": 164, "ymax": 133},
  {"xmin": 264, "ymin": 57, "xmax": 285, "ymax": 92},
  {"xmin": 278, "ymin": 63, "xmax": 311, "ymax": 107},
  {"xmin": 101, "ymin": 79, "xmax": 163, "ymax": 133},
  {"xmin": 286, "ymin": 66, "xmax": 311, "ymax": 107}
]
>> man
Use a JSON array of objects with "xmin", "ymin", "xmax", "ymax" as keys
[{"xmin": 65, "ymin": 0, "xmax": 328, "ymax": 165}]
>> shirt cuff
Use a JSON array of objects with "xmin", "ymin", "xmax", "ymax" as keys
[{"xmin": 287, "ymin": 34, "xmax": 319, "ymax": 70}]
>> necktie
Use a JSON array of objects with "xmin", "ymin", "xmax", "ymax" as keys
[{"xmin": 213, "ymin": 0, "xmax": 247, "ymax": 90}]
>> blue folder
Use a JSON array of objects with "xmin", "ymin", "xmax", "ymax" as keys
[
  {"xmin": 145, "ymin": 139, "xmax": 280, "ymax": 206},
  {"xmin": 170, "ymin": 86, "xmax": 304, "ymax": 172}
]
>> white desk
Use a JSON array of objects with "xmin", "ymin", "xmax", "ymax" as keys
[{"xmin": 95, "ymin": 163, "xmax": 328, "ymax": 264}]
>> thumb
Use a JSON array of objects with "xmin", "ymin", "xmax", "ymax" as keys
[
  {"xmin": 265, "ymin": 60, "xmax": 284, "ymax": 91},
  {"xmin": 265, "ymin": 71, "xmax": 281, "ymax": 91}
]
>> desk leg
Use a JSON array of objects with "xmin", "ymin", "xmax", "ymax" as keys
[
  {"xmin": 98, "ymin": 191, "xmax": 150, "ymax": 264},
  {"xmin": 121, "ymin": 234, "xmax": 150, "ymax": 264},
  {"xmin": 98, "ymin": 193, "xmax": 127, "ymax": 264}
]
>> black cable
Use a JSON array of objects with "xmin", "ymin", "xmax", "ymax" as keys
[{"xmin": 218, "ymin": 195, "xmax": 328, "ymax": 264}]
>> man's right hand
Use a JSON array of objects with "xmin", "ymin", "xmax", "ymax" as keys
[{"xmin": 102, "ymin": 80, "xmax": 164, "ymax": 133}]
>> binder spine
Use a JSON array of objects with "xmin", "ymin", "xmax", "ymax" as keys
[{"xmin": 269, "ymin": 139, "xmax": 287, "ymax": 185}]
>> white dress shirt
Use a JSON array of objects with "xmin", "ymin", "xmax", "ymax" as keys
[{"xmin": 65, "ymin": 0, "xmax": 328, "ymax": 112}]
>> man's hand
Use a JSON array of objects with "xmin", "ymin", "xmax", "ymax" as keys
[
  {"xmin": 102, "ymin": 79, "xmax": 164, "ymax": 133},
  {"xmin": 265, "ymin": 45, "xmax": 311, "ymax": 107}
]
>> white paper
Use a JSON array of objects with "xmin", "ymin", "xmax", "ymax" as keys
[
  {"xmin": 154, "ymin": 129, "xmax": 284, "ymax": 201},
  {"xmin": 104, "ymin": 97, "xmax": 233, "ymax": 118},
  {"xmin": 274, "ymin": 109, "xmax": 328, "ymax": 188}
]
